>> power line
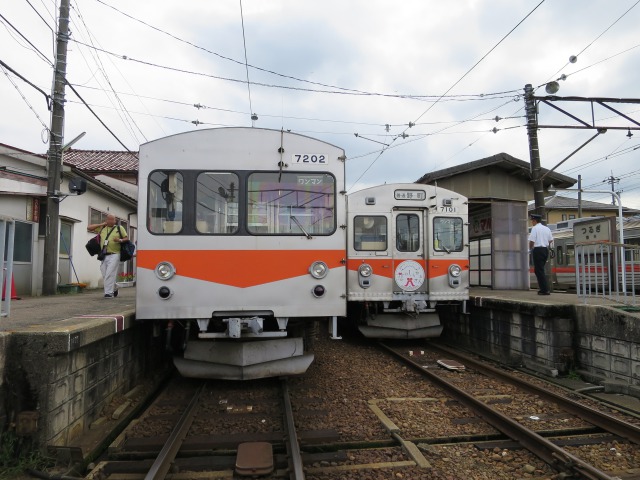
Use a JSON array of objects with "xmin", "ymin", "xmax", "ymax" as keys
[
  {"xmin": 0, "ymin": 64, "xmax": 50, "ymax": 132},
  {"xmin": 0, "ymin": 13, "xmax": 53, "ymax": 66},
  {"xmin": 70, "ymin": 0, "xmax": 148, "ymax": 143},
  {"xmin": 64, "ymin": 80, "xmax": 133, "ymax": 152},
  {"xmin": 0, "ymin": 58, "xmax": 51, "ymax": 105}
]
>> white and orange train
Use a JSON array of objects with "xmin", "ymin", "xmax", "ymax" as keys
[{"xmin": 136, "ymin": 128, "xmax": 469, "ymax": 380}]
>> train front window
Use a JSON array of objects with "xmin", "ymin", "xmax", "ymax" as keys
[
  {"xmin": 196, "ymin": 173, "xmax": 239, "ymax": 234},
  {"xmin": 148, "ymin": 171, "xmax": 184, "ymax": 234},
  {"xmin": 433, "ymin": 217, "xmax": 464, "ymax": 252},
  {"xmin": 396, "ymin": 214, "xmax": 420, "ymax": 252},
  {"xmin": 247, "ymin": 172, "xmax": 335, "ymax": 235},
  {"xmin": 354, "ymin": 216, "xmax": 387, "ymax": 251}
]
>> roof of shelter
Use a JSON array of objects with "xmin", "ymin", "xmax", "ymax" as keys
[
  {"xmin": 416, "ymin": 152, "xmax": 576, "ymax": 189},
  {"xmin": 530, "ymin": 195, "xmax": 640, "ymax": 214}
]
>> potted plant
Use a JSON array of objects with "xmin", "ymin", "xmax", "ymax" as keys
[{"xmin": 116, "ymin": 272, "xmax": 136, "ymax": 287}]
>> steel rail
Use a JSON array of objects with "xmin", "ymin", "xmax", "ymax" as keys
[
  {"xmin": 431, "ymin": 344, "xmax": 640, "ymax": 445},
  {"xmin": 380, "ymin": 343, "xmax": 617, "ymax": 480},
  {"xmin": 281, "ymin": 378, "xmax": 305, "ymax": 480},
  {"xmin": 144, "ymin": 383, "xmax": 204, "ymax": 480}
]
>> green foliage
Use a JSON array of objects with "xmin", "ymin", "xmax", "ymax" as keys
[
  {"xmin": 565, "ymin": 369, "xmax": 582, "ymax": 380},
  {"xmin": 0, "ymin": 432, "xmax": 53, "ymax": 480}
]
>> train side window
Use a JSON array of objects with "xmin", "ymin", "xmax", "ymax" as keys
[
  {"xmin": 567, "ymin": 245, "xmax": 575, "ymax": 266},
  {"xmin": 556, "ymin": 246, "xmax": 564, "ymax": 265},
  {"xmin": 247, "ymin": 172, "xmax": 336, "ymax": 235},
  {"xmin": 196, "ymin": 173, "xmax": 239, "ymax": 234},
  {"xmin": 433, "ymin": 217, "xmax": 464, "ymax": 252},
  {"xmin": 396, "ymin": 214, "xmax": 420, "ymax": 252},
  {"xmin": 148, "ymin": 171, "xmax": 184, "ymax": 234},
  {"xmin": 354, "ymin": 216, "xmax": 387, "ymax": 251}
]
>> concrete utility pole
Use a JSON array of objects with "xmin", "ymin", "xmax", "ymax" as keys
[
  {"xmin": 524, "ymin": 84, "xmax": 546, "ymax": 219},
  {"xmin": 577, "ymin": 175, "xmax": 582, "ymax": 218},
  {"xmin": 42, "ymin": 0, "xmax": 71, "ymax": 295},
  {"xmin": 604, "ymin": 172, "xmax": 620, "ymax": 206}
]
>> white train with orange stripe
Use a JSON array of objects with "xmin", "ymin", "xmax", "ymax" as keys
[
  {"xmin": 347, "ymin": 184, "xmax": 469, "ymax": 338},
  {"xmin": 136, "ymin": 127, "xmax": 469, "ymax": 380}
]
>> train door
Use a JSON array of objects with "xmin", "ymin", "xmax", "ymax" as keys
[{"xmin": 392, "ymin": 210, "xmax": 427, "ymax": 293}]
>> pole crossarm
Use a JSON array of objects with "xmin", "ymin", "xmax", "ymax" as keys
[{"xmin": 533, "ymin": 95, "xmax": 640, "ymax": 130}]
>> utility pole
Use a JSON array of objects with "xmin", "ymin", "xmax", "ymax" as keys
[
  {"xmin": 577, "ymin": 175, "xmax": 582, "ymax": 218},
  {"xmin": 524, "ymin": 84, "xmax": 546, "ymax": 218},
  {"xmin": 42, "ymin": 0, "xmax": 71, "ymax": 295},
  {"xmin": 604, "ymin": 172, "xmax": 620, "ymax": 206}
]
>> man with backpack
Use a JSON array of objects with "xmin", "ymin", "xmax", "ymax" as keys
[{"xmin": 88, "ymin": 214, "xmax": 128, "ymax": 298}]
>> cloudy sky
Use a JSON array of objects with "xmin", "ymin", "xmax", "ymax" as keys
[{"xmin": 2, "ymin": 0, "xmax": 640, "ymax": 208}]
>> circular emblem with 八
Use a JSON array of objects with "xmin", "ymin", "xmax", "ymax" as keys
[{"xmin": 394, "ymin": 260, "xmax": 425, "ymax": 292}]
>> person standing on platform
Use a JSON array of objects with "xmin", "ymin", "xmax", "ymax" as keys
[
  {"xmin": 529, "ymin": 214, "xmax": 554, "ymax": 295},
  {"xmin": 88, "ymin": 214, "xmax": 128, "ymax": 298}
]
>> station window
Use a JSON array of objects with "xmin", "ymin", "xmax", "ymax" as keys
[
  {"xmin": 148, "ymin": 171, "xmax": 184, "ymax": 234},
  {"xmin": 433, "ymin": 217, "xmax": 464, "ymax": 252},
  {"xmin": 354, "ymin": 216, "xmax": 387, "ymax": 251},
  {"xmin": 195, "ymin": 172, "xmax": 239, "ymax": 234},
  {"xmin": 396, "ymin": 214, "xmax": 420, "ymax": 252},
  {"xmin": 247, "ymin": 172, "xmax": 335, "ymax": 235}
]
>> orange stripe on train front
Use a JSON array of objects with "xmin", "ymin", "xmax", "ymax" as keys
[{"xmin": 137, "ymin": 249, "xmax": 346, "ymax": 288}]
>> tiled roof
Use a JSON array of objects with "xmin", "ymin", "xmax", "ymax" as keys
[{"xmin": 63, "ymin": 149, "xmax": 138, "ymax": 172}]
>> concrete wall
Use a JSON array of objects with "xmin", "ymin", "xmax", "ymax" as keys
[
  {"xmin": 2, "ymin": 314, "xmax": 165, "ymax": 447},
  {"xmin": 441, "ymin": 298, "xmax": 640, "ymax": 397}
]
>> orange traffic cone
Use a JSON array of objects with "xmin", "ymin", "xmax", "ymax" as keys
[{"xmin": 2, "ymin": 274, "xmax": 18, "ymax": 300}]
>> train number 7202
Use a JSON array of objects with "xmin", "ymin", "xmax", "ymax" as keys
[{"xmin": 292, "ymin": 154, "xmax": 327, "ymax": 164}]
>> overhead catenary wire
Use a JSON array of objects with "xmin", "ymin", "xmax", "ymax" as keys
[
  {"xmin": 238, "ymin": 0, "xmax": 254, "ymax": 125},
  {"xmin": 347, "ymin": 0, "xmax": 546, "ymax": 191},
  {"xmin": 92, "ymin": 0, "xmax": 523, "ymax": 101},
  {"xmin": 546, "ymin": 0, "xmax": 640, "ymax": 83}
]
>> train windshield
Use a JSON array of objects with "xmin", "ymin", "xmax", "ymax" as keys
[
  {"xmin": 433, "ymin": 217, "xmax": 464, "ymax": 252},
  {"xmin": 148, "ymin": 171, "xmax": 184, "ymax": 234},
  {"xmin": 247, "ymin": 172, "xmax": 336, "ymax": 235},
  {"xmin": 196, "ymin": 172, "xmax": 239, "ymax": 234}
]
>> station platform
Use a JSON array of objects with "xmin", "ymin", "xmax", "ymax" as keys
[{"xmin": 0, "ymin": 286, "xmax": 165, "ymax": 452}]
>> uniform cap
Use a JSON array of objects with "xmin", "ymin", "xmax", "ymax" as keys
[{"xmin": 530, "ymin": 214, "xmax": 542, "ymax": 221}]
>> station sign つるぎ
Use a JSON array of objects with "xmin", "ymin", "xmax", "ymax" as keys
[
  {"xmin": 394, "ymin": 190, "xmax": 426, "ymax": 201},
  {"xmin": 572, "ymin": 217, "xmax": 617, "ymax": 244}
]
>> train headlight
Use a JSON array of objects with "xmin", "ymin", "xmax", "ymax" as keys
[
  {"xmin": 449, "ymin": 264, "xmax": 462, "ymax": 277},
  {"xmin": 155, "ymin": 261, "xmax": 176, "ymax": 280},
  {"xmin": 312, "ymin": 285, "xmax": 326, "ymax": 297},
  {"xmin": 358, "ymin": 264, "xmax": 373, "ymax": 277},
  {"xmin": 309, "ymin": 261, "xmax": 328, "ymax": 279}
]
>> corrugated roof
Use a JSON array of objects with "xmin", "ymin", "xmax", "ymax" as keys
[
  {"xmin": 416, "ymin": 152, "xmax": 576, "ymax": 188},
  {"xmin": 63, "ymin": 149, "xmax": 138, "ymax": 172},
  {"xmin": 529, "ymin": 195, "xmax": 640, "ymax": 213}
]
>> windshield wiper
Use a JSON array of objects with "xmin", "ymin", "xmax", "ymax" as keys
[{"xmin": 291, "ymin": 215, "xmax": 312, "ymax": 239}]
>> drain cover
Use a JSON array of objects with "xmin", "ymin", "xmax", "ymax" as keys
[
  {"xmin": 436, "ymin": 359, "xmax": 466, "ymax": 371},
  {"xmin": 236, "ymin": 442, "xmax": 274, "ymax": 476}
]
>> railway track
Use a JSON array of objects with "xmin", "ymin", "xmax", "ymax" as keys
[
  {"xmin": 380, "ymin": 341, "xmax": 640, "ymax": 479},
  {"xmin": 86, "ymin": 378, "xmax": 311, "ymax": 479}
]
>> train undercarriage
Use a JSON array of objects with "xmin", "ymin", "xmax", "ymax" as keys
[{"xmin": 165, "ymin": 316, "xmax": 324, "ymax": 380}]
